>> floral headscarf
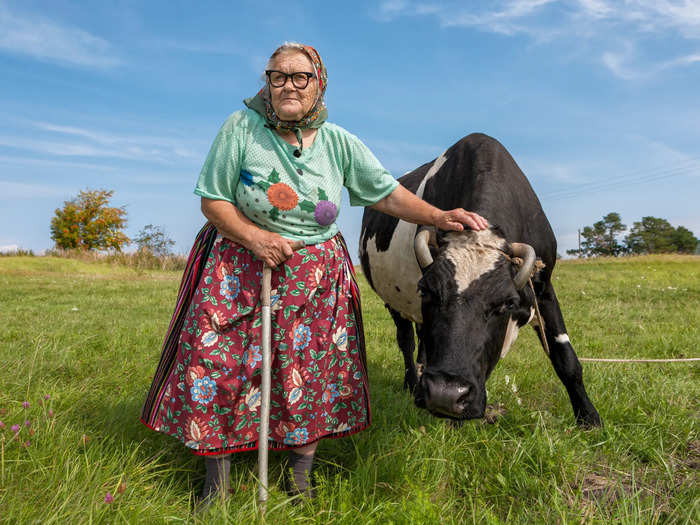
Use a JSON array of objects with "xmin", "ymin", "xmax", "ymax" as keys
[{"xmin": 244, "ymin": 44, "xmax": 328, "ymax": 155}]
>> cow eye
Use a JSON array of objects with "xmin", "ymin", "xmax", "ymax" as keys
[
  {"xmin": 419, "ymin": 288, "xmax": 433, "ymax": 302},
  {"xmin": 496, "ymin": 298, "xmax": 519, "ymax": 315}
]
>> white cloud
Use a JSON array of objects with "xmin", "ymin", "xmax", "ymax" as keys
[
  {"xmin": 377, "ymin": 0, "xmax": 700, "ymax": 36},
  {"xmin": 0, "ymin": 4, "xmax": 121, "ymax": 68},
  {"xmin": 0, "ymin": 180, "xmax": 70, "ymax": 200},
  {"xmin": 0, "ymin": 121, "xmax": 202, "ymax": 163},
  {"xmin": 0, "ymin": 154, "xmax": 116, "ymax": 171},
  {"xmin": 602, "ymin": 43, "xmax": 700, "ymax": 79},
  {"xmin": 575, "ymin": 0, "xmax": 613, "ymax": 18},
  {"xmin": 376, "ymin": 1, "xmax": 700, "ymax": 78}
]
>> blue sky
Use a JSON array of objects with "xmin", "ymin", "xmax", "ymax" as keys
[{"xmin": 1, "ymin": 0, "xmax": 699, "ymax": 259}]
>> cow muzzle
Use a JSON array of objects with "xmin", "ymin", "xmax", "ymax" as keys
[{"xmin": 416, "ymin": 369, "xmax": 484, "ymax": 420}]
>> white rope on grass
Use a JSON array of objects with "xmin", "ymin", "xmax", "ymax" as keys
[{"xmin": 579, "ymin": 357, "xmax": 700, "ymax": 363}]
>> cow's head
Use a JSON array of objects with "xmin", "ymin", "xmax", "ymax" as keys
[{"xmin": 413, "ymin": 227, "xmax": 536, "ymax": 420}]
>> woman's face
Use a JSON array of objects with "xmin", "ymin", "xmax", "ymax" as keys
[{"xmin": 268, "ymin": 51, "xmax": 318, "ymax": 121}]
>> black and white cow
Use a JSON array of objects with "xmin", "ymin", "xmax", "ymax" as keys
[{"xmin": 360, "ymin": 133, "xmax": 601, "ymax": 426}]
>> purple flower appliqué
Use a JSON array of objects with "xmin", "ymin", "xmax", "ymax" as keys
[{"xmin": 314, "ymin": 200, "xmax": 337, "ymax": 226}]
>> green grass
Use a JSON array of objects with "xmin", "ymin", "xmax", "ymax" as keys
[{"xmin": 0, "ymin": 255, "xmax": 698, "ymax": 524}]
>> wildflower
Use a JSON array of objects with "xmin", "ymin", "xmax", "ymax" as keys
[
  {"xmin": 23, "ymin": 440, "xmax": 30, "ymax": 447},
  {"xmin": 24, "ymin": 420, "xmax": 31, "ymax": 427},
  {"xmin": 44, "ymin": 394, "xmax": 51, "ymax": 400},
  {"xmin": 11, "ymin": 424, "xmax": 20, "ymax": 433},
  {"xmin": 505, "ymin": 375, "xmax": 510, "ymax": 385},
  {"xmin": 48, "ymin": 409, "xmax": 54, "ymax": 417},
  {"xmin": 81, "ymin": 434, "xmax": 90, "ymax": 445},
  {"xmin": 71, "ymin": 307, "xmax": 79, "ymax": 311},
  {"xmin": 511, "ymin": 383, "xmax": 518, "ymax": 394},
  {"xmin": 22, "ymin": 401, "xmax": 30, "ymax": 409},
  {"xmin": 0, "ymin": 421, "xmax": 5, "ymax": 429},
  {"xmin": 29, "ymin": 429, "xmax": 35, "ymax": 436},
  {"xmin": 104, "ymin": 492, "xmax": 114, "ymax": 504},
  {"xmin": 517, "ymin": 398, "xmax": 522, "ymax": 406}
]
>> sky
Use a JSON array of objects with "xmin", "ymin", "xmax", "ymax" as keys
[{"xmin": 1, "ymin": 0, "xmax": 699, "ymax": 260}]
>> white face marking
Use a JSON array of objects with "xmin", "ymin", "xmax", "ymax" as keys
[
  {"xmin": 500, "ymin": 316, "xmax": 520, "ymax": 358},
  {"xmin": 443, "ymin": 230, "xmax": 507, "ymax": 293},
  {"xmin": 555, "ymin": 333, "xmax": 570, "ymax": 344},
  {"xmin": 363, "ymin": 220, "xmax": 423, "ymax": 323},
  {"xmin": 415, "ymin": 151, "xmax": 448, "ymax": 199}
]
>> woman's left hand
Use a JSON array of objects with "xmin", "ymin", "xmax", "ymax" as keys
[{"xmin": 433, "ymin": 208, "xmax": 489, "ymax": 232}]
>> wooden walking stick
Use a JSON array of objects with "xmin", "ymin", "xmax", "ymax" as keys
[
  {"xmin": 258, "ymin": 241, "xmax": 304, "ymax": 510},
  {"xmin": 258, "ymin": 261, "xmax": 272, "ymax": 510}
]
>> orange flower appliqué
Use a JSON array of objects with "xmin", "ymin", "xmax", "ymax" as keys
[{"xmin": 267, "ymin": 182, "xmax": 298, "ymax": 211}]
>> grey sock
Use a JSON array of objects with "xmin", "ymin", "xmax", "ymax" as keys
[
  {"xmin": 287, "ymin": 451, "xmax": 315, "ymax": 496},
  {"xmin": 201, "ymin": 455, "xmax": 231, "ymax": 500}
]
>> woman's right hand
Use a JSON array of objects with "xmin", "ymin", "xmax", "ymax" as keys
[{"xmin": 248, "ymin": 230, "xmax": 303, "ymax": 267}]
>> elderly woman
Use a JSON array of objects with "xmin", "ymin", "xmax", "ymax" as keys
[{"xmin": 141, "ymin": 42, "xmax": 487, "ymax": 502}]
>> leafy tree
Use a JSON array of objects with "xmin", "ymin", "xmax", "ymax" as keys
[
  {"xmin": 50, "ymin": 189, "xmax": 129, "ymax": 251},
  {"xmin": 134, "ymin": 224, "xmax": 175, "ymax": 257},
  {"xmin": 670, "ymin": 226, "xmax": 698, "ymax": 254},
  {"xmin": 625, "ymin": 217, "xmax": 673, "ymax": 254},
  {"xmin": 579, "ymin": 212, "xmax": 626, "ymax": 257}
]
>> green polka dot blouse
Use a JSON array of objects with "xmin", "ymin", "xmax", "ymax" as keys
[{"xmin": 194, "ymin": 109, "xmax": 399, "ymax": 244}]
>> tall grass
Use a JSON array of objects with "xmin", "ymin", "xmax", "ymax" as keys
[
  {"xmin": 0, "ymin": 255, "xmax": 697, "ymax": 523},
  {"xmin": 0, "ymin": 249, "xmax": 35, "ymax": 257},
  {"xmin": 44, "ymin": 248, "xmax": 188, "ymax": 271}
]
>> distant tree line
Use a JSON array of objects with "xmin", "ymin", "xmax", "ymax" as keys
[
  {"xmin": 50, "ymin": 189, "xmax": 175, "ymax": 255},
  {"xmin": 567, "ymin": 212, "xmax": 698, "ymax": 257}
]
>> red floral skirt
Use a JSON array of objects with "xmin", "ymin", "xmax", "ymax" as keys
[{"xmin": 141, "ymin": 228, "xmax": 370, "ymax": 455}]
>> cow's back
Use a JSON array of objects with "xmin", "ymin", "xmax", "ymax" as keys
[{"xmin": 360, "ymin": 133, "xmax": 557, "ymax": 321}]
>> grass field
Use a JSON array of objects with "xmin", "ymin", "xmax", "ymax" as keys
[{"xmin": 0, "ymin": 255, "xmax": 698, "ymax": 524}]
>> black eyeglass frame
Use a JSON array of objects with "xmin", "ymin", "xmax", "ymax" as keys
[{"xmin": 265, "ymin": 70, "xmax": 315, "ymax": 89}]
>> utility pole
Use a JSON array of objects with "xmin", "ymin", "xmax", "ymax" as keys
[{"xmin": 577, "ymin": 229, "xmax": 581, "ymax": 258}]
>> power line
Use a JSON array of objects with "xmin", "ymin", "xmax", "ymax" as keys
[{"xmin": 535, "ymin": 157, "xmax": 700, "ymax": 201}]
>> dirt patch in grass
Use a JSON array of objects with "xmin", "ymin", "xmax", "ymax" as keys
[
  {"xmin": 483, "ymin": 404, "xmax": 508, "ymax": 424},
  {"xmin": 579, "ymin": 471, "xmax": 624, "ymax": 505},
  {"xmin": 682, "ymin": 440, "xmax": 700, "ymax": 471}
]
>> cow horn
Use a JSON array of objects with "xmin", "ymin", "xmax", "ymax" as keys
[
  {"xmin": 511, "ymin": 242, "xmax": 536, "ymax": 289},
  {"xmin": 414, "ymin": 228, "xmax": 436, "ymax": 268}
]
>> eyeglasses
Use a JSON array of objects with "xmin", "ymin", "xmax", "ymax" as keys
[{"xmin": 265, "ymin": 70, "xmax": 315, "ymax": 89}]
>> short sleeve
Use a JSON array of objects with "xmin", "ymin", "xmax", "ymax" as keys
[
  {"xmin": 343, "ymin": 135, "xmax": 399, "ymax": 207},
  {"xmin": 194, "ymin": 115, "xmax": 244, "ymax": 203}
]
